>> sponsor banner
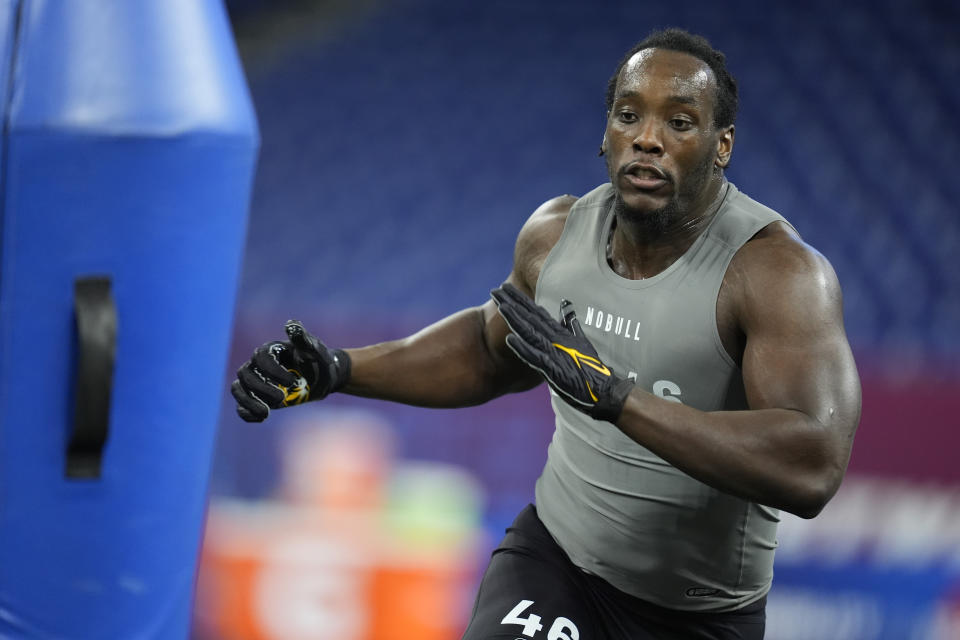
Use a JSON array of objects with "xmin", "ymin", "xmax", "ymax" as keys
[
  {"xmin": 850, "ymin": 376, "xmax": 960, "ymax": 484},
  {"xmin": 769, "ymin": 475, "xmax": 960, "ymax": 640}
]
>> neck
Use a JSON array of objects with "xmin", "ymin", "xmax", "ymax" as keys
[{"xmin": 608, "ymin": 176, "xmax": 728, "ymax": 280}]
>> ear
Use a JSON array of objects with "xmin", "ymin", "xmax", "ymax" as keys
[
  {"xmin": 715, "ymin": 125, "xmax": 734, "ymax": 169},
  {"xmin": 599, "ymin": 131, "xmax": 608, "ymax": 157}
]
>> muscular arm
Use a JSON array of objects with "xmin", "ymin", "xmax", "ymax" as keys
[
  {"xmin": 614, "ymin": 226, "xmax": 862, "ymax": 518},
  {"xmin": 341, "ymin": 196, "xmax": 574, "ymax": 407},
  {"xmin": 341, "ymin": 302, "xmax": 534, "ymax": 406}
]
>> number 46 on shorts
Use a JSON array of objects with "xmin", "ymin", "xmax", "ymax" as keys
[{"xmin": 501, "ymin": 600, "xmax": 580, "ymax": 639}]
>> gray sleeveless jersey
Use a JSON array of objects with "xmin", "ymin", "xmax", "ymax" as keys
[{"xmin": 534, "ymin": 181, "xmax": 789, "ymax": 612}]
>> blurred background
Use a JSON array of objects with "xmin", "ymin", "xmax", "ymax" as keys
[{"xmin": 194, "ymin": 1, "xmax": 960, "ymax": 638}]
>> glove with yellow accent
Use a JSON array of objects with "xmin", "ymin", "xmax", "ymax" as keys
[
  {"xmin": 231, "ymin": 320, "xmax": 351, "ymax": 423},
  {"xmin": 491, "ymin": 283, "xmax": 634, "ymax": 423}
]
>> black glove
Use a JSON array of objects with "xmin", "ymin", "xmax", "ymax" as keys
[
  {"xmin": 491, "ymin": 283, "xmax": 633, "ymax": 422},
  {"xmin": 231, "ymin": 320, "xmax": 351, "ymax": 422}
]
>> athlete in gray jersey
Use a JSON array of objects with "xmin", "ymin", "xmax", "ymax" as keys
[
  {"xmin": 534, "ymin": 181, "xmax": 787, "ymax": 611},
  {"xmin": 233, "ymin": 28, "xmax": 861, "ymax": 639}
]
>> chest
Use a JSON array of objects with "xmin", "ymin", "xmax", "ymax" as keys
[{"xmin": 536, "ymin": 235, "xmax": 744, "ymax": 412}]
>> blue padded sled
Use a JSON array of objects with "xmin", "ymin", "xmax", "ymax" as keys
[{"xmin": 0, "ymin": 1, "xmax": 259, "ymax": 637}]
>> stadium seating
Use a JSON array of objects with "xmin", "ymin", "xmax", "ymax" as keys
[{"xmin": 234, "ymin": 0, "xmax": 960, "ymax": 364}]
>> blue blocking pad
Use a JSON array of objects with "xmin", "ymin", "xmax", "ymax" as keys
[{"xmin": 0, "ymin": 1, "xmax": 259, "ymax": 637}]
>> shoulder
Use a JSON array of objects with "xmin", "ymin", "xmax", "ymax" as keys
[
  {"xmin": 516, "ymin": 195, "xmax": 576, "ymax": 257},
  {"xmin": 728, "ymin": 221, "xmax": 844, "ymax": 332},
  {"xmin": 734, "ymin": 222, "xmax": 838, "ymax": 291},
  {"xmin": 511, "ymin": 194, "xmax": 577, "ymax": 294}
]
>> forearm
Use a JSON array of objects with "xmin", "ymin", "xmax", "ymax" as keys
[
  {"xmin": 616, "ymin": 391, "xmax": 850, "ymax": 518},
  {"xmin": 342, "ymin": 305, "xmax": 539, "ymax": 407}
]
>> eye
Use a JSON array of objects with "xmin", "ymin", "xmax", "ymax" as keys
[
  {"xmin": 669, "ymin": 118, "xmax": 693, "ymax": 131},
  {"xmin": 617, "ymin": 110, "xmax": 638, "ymax": 124}
]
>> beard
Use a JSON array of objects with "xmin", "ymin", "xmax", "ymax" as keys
[
  {"xmin": 609, "ymin": 148, "xmax": 717, "ymax": 237},
  {"xmin": 612, "ymin": 191, "xmax": 677, "ymax": 235}
]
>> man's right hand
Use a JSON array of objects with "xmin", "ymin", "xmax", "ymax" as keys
[{"xmin": 231, "ymin": 320, "xmax": 351, "ymax": 422}]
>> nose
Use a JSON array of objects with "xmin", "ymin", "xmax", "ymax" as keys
[{"xmin": 632, "ymin": 119, "xmax": 663, "ymax": 155}]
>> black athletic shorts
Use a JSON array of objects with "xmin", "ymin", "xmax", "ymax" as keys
[{"xmin": 461, "ymin": 504, "xmax": 766, "ymax": 640}]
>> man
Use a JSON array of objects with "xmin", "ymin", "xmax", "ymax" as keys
[{"xmin": 232, "ymin": 28, "xmax": 861, "ymax": 639}]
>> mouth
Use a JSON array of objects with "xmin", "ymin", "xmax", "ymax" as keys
[{"xmin": 621, "ymin": 162, "xmax": 669, "ymax": 192}]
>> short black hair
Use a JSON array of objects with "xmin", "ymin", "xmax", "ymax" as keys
[{"xmin": 605, "ymin": 28, "xmax": 738, "ymax": 129}]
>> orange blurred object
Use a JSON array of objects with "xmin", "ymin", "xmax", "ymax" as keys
[{"xmin": 193, "ymin": 410, "xmax": 485, "ymax": 640}]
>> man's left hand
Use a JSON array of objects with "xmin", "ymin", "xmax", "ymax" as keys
[{"xmin": 490, "ymin": 283, "xmax": 633, "ymax": 423}]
